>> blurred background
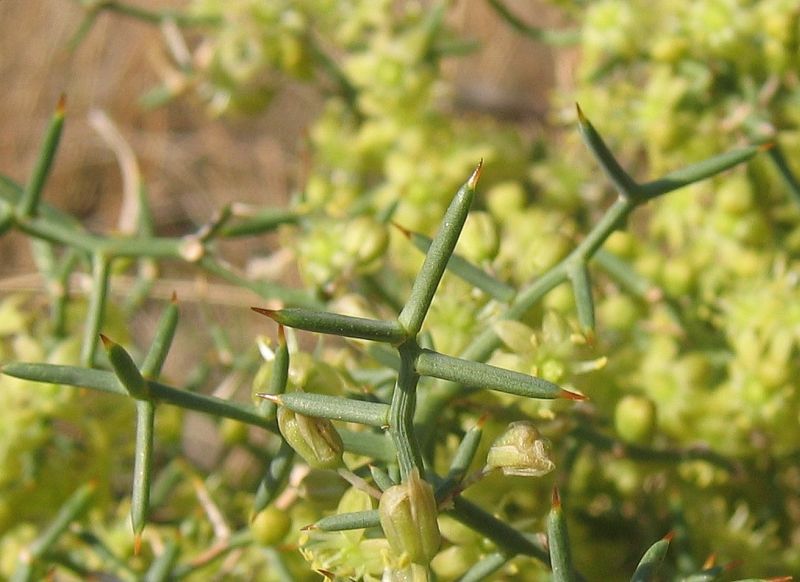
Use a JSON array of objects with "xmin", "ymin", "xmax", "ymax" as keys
[{"xmin": 0, "ymin": 0, "xmax": 567, "ymax": 275}]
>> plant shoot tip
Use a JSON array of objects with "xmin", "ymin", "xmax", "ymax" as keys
[
  {"xmin": 256, "ymin": 393, "xmax": 281, "ymax": 404},
  {"xmin": 468, "ymin": 159, "xmax": 483, "ymax": 189},
  {"xmin": 99, "ymin": 333, "xmax": 113, "ymax": 348},
  {"xmin": 251, "ymin": 307, "xmax": 277, "ymax": 319},
  {"xmin": 57, "ymin": 93, "xmax": 67, "ymax": 114},
  {"xmin": 663, "ymin": 530, "xmax": 676, "ymax": 542},
  {"xmin": 133, "ymin": 534, "xmax": 142, "ymax": 556},
  {"xmin": 575, "ymin": 102, "xmax": 587, "ymax": 123},
  {"xmin": 560, "ymin": 388, "xmax": 587, "ymax": 401},
  {"xmin": 551, "ymin": 486, "xmax": 561, "ymax": 508}
]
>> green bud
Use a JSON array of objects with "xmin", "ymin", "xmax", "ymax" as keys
[
  {"xmin": 378, "ymin": 468, "xmax": 441, "ymax": 565},
  {"xmin": 277, "ymin": 406, "xmax": 343, "ymax": 469},
  {"xmin": 598, "ymin": 294, "xmax": 640, "ymax": 331},
  {"xmin": 250, "ymin": 505, "xmax": 292, "ymax": 546},
  {"xmin": 431, "ymin": 545, "xmax": 478, "ymax": 580},
  {"xmin": 485, "ymin": 421, "xmax": 555, "ymax": 477},
  {"xmin": 614, "ymin": 395, "xmax": 658, "ymax": 445}
]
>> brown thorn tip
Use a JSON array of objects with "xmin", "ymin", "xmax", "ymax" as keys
[
  {"xmin": 57, "ymin": 93, "xmax": 67, "ymax": 114},
  {"xmin": 575, "ymin": 102, "xmax": 586, "ymax": 123},
  {"xmin": 255, "ymin": 393, "xmax": 281, "ymax": 404},
  {"xmin": 468, "ymin": 159, "xmax": 483, "ymax": 189},
  {"xmin": 759, "ymin": 141, "xmax": 776, "ymax": 152},
  {"xmin": 663, "ymin": 530, "xmax": 676, "ymax": 542},
  {"xmin": 551, "ymin": 487, "xmax": 561, "ymax": 509},
  {"xmin": 559, "ymin": 388, "xmax": 587, "ymax": 401},
  {"xmin": 133, "ymin": 534, "xmax": 142, "ymax": 556},
  {"xmin": 251, "ymin": 307, "xmax": 277, "ymax": 319},
  {"xmin": 390, "ymin": 221, "xmax": 411, "ymax": 239},
  {"xmin": 278, "ymin": 324, "xmax": 286, "ymax": 344},
  {"xmin": 99, "ymin": 333, "xmax": 112, "ymax": 348},
  {"xmin": 476, "ymin": 413, "xmax": 489, "ymax": 428},
  {"xmin": 300, "ymin": 523, "xmax": 317, "ymax": 531},
  {"xmin": 171, "ymin": 291, "xmax": 178, "ymax": 304}
]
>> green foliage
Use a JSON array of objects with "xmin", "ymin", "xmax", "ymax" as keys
[{"xmin": 2, "ymin": 0, "xmax": 800, "ymax": 580}]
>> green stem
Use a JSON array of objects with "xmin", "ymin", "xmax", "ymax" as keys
[
  {"xmin": 313, "ymin": 510, "xmax": 381, "ymax": 531},
  {"xmin": 567, "ymin": 261, "xmax": 595, "ymax": 334},
  {"xmin": 75, "ymin": 530, "xmax": 137, "ymax": 579},
  {"xmin": 81, "ymin": 254, "xmax": 111, "ymax": 367},
  {"xmin": 253, "ymin": 307, "xmax": 407, "ymax": 344},
  {"xmin": 406, "ymin": 229, "xmax": 515, "ymax": 302},
  {"xmin": 766, "ymin": 144, "xmax": 800, "ymax": 208},
  {"xmin": 11, "ymin": 483, "xmax": 96, "ymax": 582},
  {"xmin": 268, "ymin": 392, "xmax": 390, "ymax": 427},
  {"xmin": 449, "ymin": 496, "xmax": 549, "ymax": 564},
  {"xmin": 415, "ymin": 349, "xmax": 566, "ymax": 400},
  {"xmin": 571, "ymin": 197, "xmax": 634, "ymax": 260},
  {"xmin": 141, "ymin": 296, "xmax": 179, "ymax": 378},
  {"xmin": 547, "ymin": 488, "xmax": 576, "ymax": 582},
  {"xmin": 486, "ymin": 0, "xmax": 579, "ymax": 45},
  {"xmin": 50, "ymin": 248, "xmax": 80, "ymax": 337},
  {"xmin": 253, "ymin": 441, "xmax": 294, "ymax": 514},
  {"xmin": 399, "ymin": 164, "xmax": 480, "ymax": 335},
  {"xmin": 143, "ymin": 539, "xmax": 179, "ymax": 582},
  {"xmin": 339, "ymin": 429, "xmax": 396, "ymax": 462},
  {"xmin": 19, "ymin": 96, "xmax": 66, "ymax": 217},
  {"xmin": 1, "ymin": 362, "xmax": 274, "ymax": 429},
  {"xmin": 389, "ymin": 342, "xmax": 425, "ymax": 479},
  {"xmin": 12, "ymin": 209, "xmax": 320, "ymax": 309},
  {"xmin": 305, "ymin": 32, "xmax": 360, "ymax": 115},
  {"xmin": 132, "ymin": 400, "xmax": 155, "ymax": 537}
]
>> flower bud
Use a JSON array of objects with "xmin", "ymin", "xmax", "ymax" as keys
[
  {"xmin": 250, "ymin": 505, "xmax": 292, "ymax": 546},
  {"xmin": 277, "ymin": 406, "xmax": 343, "ymax": 469},
  {"xmin": 614, "ymin": 395, "xmax": 657, "ymax": 445},
  {"xmin": 378, "ymin": 468, "xmax": 441, "ymax": 565},
  {"xmin": 486, "ymin": 421, "xmax": 555, "ymax": 477}
]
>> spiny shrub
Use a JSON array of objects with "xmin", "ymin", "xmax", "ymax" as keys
[{"xmin": 1, "ymin": 1, "xmax": 799, "ymax": 580}]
